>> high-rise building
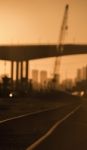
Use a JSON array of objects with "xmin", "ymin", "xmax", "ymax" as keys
[
  {"xmin": 32, "ymin": 70, "xmax": 39, "ymax": 90},
  {"xmin": 32, "ymin": 69, "xmax": 38, "ymax": 83},
  {"xmin": 85, "ymin": 66, "xmax": 87, "ymax": 80},
  {"xmin": 76, "ymin": 68, "xmax": 83, "ymax": 82},
  {"xmin": 76, "ymin": 65, "xmax": 87, "ymax": 82},
  {"xmin": 83, "ymin": 65, "xmax": 87, "ymax": 80},
  {"xmin": 40, "ymin": 71, "xmax": 47, "ymax": 88},
  {"xmin": 83, "ymin": 66, "xmax": 86, "ymax": 80}
]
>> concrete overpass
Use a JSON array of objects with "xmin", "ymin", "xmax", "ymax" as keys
[
  {"xmin": 0, "ymin": 44, "xmax": 87, "ymax": 83},
  {"xmin": 0, "ymin": 44, "xmax": 87, "ymax": 61}
]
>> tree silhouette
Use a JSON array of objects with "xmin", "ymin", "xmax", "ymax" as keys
[{"xmin": 1, "ymin": 75, "xmax": 11, "ymax": 97}]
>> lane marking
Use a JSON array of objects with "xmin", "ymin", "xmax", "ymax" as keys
[
  {"xmin": 0, "ymin": 104, "xmax": 66, "ymax": 124},
  {"xmin": 26, "ymin": 104, "xmax": 81, "ymax": 150}
]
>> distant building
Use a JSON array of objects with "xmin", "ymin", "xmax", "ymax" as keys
[
  {"xmin": 84, "ymin": 65, "xmax": 87, "ymax": 80},
  {"xmin": 86, "ymin": 66, "xmax": 87, "ymax": 80},
  {"xmin": 76, "ymin": 65, "xmax": 87, "ymax": 82},
  {"xmin": 32, "ymin": 70, "xmax": 39, "ymax": 90},
  {"xmin": 83, "ymin": 66, "xmax": 86, "ymax": 80},
  {"xmin": 32, "ymin": 70, "xmax": 38, "ymax": 83},
  {"xmin": 76, "ymin": 68, "xmax": 83, "ymax": 82},
  {"xmin": 83, "ymin": 65, "xmax": 87, "ymax": 80},
  {"xmin": 40, "ymin": 71, "xmax": 47, "ymax": 88}
]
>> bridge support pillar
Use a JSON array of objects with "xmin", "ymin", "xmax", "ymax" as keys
[
  {"xmin": 11, "ymin": 60, "xmax": 15, "ymax": 89},
  {"xmin": 25, "ymin": 60, "xmax": 29, "ymax": 82},
  {"xmin": 11, "ymin": 60, "xmax": 29, "ymax": 89},
  {"xmin": 11, "ymin": 61, "xmax": 13, "ymax": 88},
  {"xmin": 16, "ymin": 61, "xmax": 20, "ymax": 85},
  {"xmin": 20, "ymin": 61, "xmax": 23, "ymax": 80}
]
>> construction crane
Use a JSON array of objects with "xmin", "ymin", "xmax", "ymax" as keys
[{"xmin": 52, "ymin": 4, "xmax": 69, "ymax": 89}]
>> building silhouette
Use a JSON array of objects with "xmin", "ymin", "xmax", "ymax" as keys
[
  {"xmin": 76, "ymin": 65, "xmax": 87, "ymax": 82},
  {"xmin": 40, "ymin": 71, "xmax": 47, "ymax": 88},
  {"xmin": 32, "ymin": 69, "xmax": 39, "ymax": 90}
]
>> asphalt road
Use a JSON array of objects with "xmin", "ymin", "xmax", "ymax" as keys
[
  {"xmin": 31, "ymin": 99, "xmax": 87, "ymax": 150},
  {"xmin": 0, "ymin": 100, "xmax": 81, "ymax": 150}
]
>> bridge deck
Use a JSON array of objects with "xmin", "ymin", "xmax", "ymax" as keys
[{"xmin": 0, "ymin": 44, "xmax": 87, "ymax": 60}]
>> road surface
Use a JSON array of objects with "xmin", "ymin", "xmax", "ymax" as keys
[
  {"xmin": 28, "ymin": 99, "xmax": 87, "ymax": 150},
  {"xmin": 0, "ymin": 99, "xmax": 81, "ymax": 150}
]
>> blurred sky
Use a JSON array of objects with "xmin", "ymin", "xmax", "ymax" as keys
[
  {"xmin": 0, "ymin": 0, "xmax": 87, "ymax": 81},
  {"xmin": 0, "ymin": 0, "xmax": 87, "ymax": 44}
]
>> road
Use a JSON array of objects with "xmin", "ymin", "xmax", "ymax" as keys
[
  {"xmin": 0, "ymin": 99, "xmax": 82, "ymax": 150},
  {"xmin": 28, "ymin": 99, "xmax": 87, "ymax": 150}
]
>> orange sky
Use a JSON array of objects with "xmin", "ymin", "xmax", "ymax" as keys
[
  {"xmin": 0, "ymin": 0, "xmax": 87, "ymax": 44},
  {"xmin": 0, "ymin": 0, "xmax": 87, "ymax": 81}
]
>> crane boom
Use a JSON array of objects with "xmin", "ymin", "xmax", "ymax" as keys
[
  {"xmin": 52, "ymin": 4, "xmax": 69, "ymax": 89},
  {"xmin": 57, "ymin": 4, "xmax": 69, "ymax": 50}
]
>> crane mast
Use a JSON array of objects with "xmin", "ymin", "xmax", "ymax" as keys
[{"xmin": 52, "ymin": 4, "xmax": 69, "ymax": 89}]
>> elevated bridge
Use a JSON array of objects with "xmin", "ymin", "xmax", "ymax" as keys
[
  {"xmin": 0, "ymin": 44, "xmax": 87, "ymax": 61},
  {"xmin": 0, "ymin": 44, "xmax": 87, "ymax": 83}
]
